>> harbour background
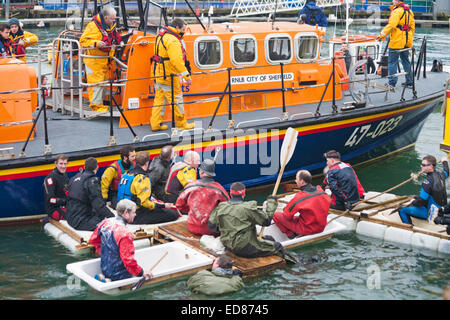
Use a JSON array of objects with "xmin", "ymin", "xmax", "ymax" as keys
[{"xmin": 0, "ymin": 23, "xmax": 449, "ymax": 300}]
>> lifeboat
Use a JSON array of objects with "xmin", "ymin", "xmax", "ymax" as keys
[{"xmin": 0, "ymin": 0, "xmax": 449, "ymax": 224}]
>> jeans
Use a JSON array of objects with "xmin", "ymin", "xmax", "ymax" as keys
[{"xmin": 388, "ymin": 48, "xmax": 413, "ymax": 86}]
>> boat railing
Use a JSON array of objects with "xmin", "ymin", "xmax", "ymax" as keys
[
  {"xmin": 10, "ymin": 37, "xmax": 431, "ymax": 157},
  {"xmin": 51, "ymin": 37, "xmax": 84, "ymax": 117}
]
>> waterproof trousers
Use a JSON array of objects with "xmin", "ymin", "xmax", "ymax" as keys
[
  {"xmin": 273, "ymin": 211, "xmax": 306, "ymax": 237},
  {"xmin": 151, "ymin": 82, "xmax": 192, "ymax": 130},
  {"xmin": 84, "ymin": 57, "xmax": 109, "ymax": 111},
  {"xmin": 130, "ymin": 206, "xmax": 179, "ymax": 225}
]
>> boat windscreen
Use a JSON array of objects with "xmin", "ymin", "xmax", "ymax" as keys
[{"xmin": 144, "ymin": 0, "xmax": 168, "ymax": 34}]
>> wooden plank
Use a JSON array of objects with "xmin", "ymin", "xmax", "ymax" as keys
[
  {"xmin": 74, "ymin": 231, "xmax": 154, "ymax": 251},
  {"xmin": 353, "ymin": 196, "xmax": 410, "ymax": 211},
  {"xmin": 329, "ymin": 208, "xmax": 450, "ymax": 240},
  {"xmin": 118, "ymin": 264, "xmax": 213, "ymax": 291},
  {"xmin": 48, "ymin": 218, "xmax": 86, "ymax": 244},
  {"xmin": 284, "ymin": 233, "xmax": 334, "ymax": 249},
  {"xmin": 156, "ymin": 221, "xmax": 286, "ymax": 278}
]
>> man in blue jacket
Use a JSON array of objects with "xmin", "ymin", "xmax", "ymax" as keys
[
  {"xmin": 298, "ymin": 0, "xmax": 328, "ymax": 27},
  {"xmin": 399, "ymin": 155, "xmax": 449, "ymax": 224}
]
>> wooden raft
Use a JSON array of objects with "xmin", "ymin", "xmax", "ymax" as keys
[
  {"xmin": 47, "ymin": 218, "xmax": 153, "ymax": 250},
  {"xmin": 154, "ymin": 220, "xmax": 286, "ymax": 278}
]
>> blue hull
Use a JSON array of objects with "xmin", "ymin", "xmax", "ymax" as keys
[{"xmin": 0, "ymin": 97, "xmax": 441, "ymax": 223}]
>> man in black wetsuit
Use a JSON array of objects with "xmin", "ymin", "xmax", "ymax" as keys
[
  {"xmin": 43, "ymin": 154, "xmax": 69, "ymax": 221},
  {"xmin": 399, "ymin": 155, "xmax": 449, "ymax": 224},
  {"xmin": 66, "ymin": 157, "xmax": 114, "ymax": 231}
]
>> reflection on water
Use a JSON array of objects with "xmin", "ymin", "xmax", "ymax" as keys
[{"xmin": 0, "ymin": 24, "xmax": 448, "ymax": 300}]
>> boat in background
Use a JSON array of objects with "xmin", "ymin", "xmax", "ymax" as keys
[{"xmin": 0, "ymin": 0, "xmax": 448, "ymax": 225}]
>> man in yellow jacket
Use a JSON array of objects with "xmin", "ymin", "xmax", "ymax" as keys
[
  {"xmin": 8, "ymin": 18, "xmax": 38, "ymax": 63},
  {"xmin": 80, "ymin": 6, "xmax": 121, "ymax": 112},
  {"xmin": 377, "ymin": 0, "xmax": 415, "ymax": 90},
  {"xmin": 101, "ymin": 145, "xmax": 135, "ymax": 208},
  {"xmin": 151, "ymin": 18, "xmax": 194, "ymax": 131},
  {"xmin": 116, "ymin": 151, "xmax": 179, "ymax": 224}
]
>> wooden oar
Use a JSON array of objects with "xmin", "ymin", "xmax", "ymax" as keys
[
  {"xmin": 353, "ymin": 172, "xmax": 422, "ymax": 208},
  {"xmin": 326, "ymin": 173, "xmax": 421, "ymax": 226},
  {"xmin": 258, "ymin": 127, "xmax": 298, "ymax": 240},
  {"xmin": 130, "ymin": 251, "xmax": 169, "ymax": 291}
]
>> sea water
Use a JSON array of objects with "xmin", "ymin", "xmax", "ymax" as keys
[{"xmin": 0, "ymin": 23, "xmax": 449, "ymax": 300}]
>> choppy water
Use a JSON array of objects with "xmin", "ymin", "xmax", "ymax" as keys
[{"xmin": 0, "ymin": 23, "xmax": 449, "ymax": 301}]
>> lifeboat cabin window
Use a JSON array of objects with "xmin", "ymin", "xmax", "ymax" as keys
[
  {"xmin": 194, "ymin": 36, "xmax": 223, "ymax": 69},
  {"xmin": 295, "ymin": 34, "xmax": 319, "ymax": 61},
  {"xmin": 265, "ymin": 34, "xmax": 292, "ymax": 64},
  {"xmin": 357, "ymin": 45, "xmax": 378, "ymax": 60},
  {"xmin": 231, "ymin": 35, "xmax": 257, "ymax": 66}
]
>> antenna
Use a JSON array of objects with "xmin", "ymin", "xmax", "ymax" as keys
[
  {"xmin": 183, "ymin": 0, "xmax": 206, "ymax": 31},
  {"xmin": 271, "ymin": 0, "xmax": 279, "ymax": 29}
]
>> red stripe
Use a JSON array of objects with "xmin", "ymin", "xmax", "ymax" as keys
[
  {"xmin": 0, "ymin": 106, "xmax": 421, "ymax": 181},
  {"xmin": 447, "ymin": 91, "xmax": 450, "ymax": 99}
]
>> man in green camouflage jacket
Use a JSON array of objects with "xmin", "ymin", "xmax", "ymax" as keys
[{"xmin": 208, "ymin": 182, "xmax": 298, "ymax": 263}]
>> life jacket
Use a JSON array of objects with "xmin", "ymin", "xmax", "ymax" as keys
[
  {"xmin": 430, "ymin": 171, "xmax": 447, "ymax": 207},
  {"xmin": 165, "ymin": 161, "xmax": 188, "ymax": 194},
  {"xmin": 151, "ymin": 26, "xmax": 187, "ymax": 80},
  {"xmin": 68, "ymin": 170, "xmax": 96, "ymax": 203},
  {"xmin": 108, "ymin": 159, "xmax": 126, "ymax": 192},
  {"xmin": 393, "ymin": 3, "xmax": 412, "ymax": 47},
  {"xmin": 116, "ymin": 171, "xmax": 137, "ymax": 203},
  {"xmin": 9, "ymin": 29, "xmax": 25, "ymax": 56},
  {"xmin": 92, "ymin": 13, "xmax": 121, "ymax": 53},
  {"xmin": 0, "ymin": 38, "xmax": 12, "ymax": 57}
]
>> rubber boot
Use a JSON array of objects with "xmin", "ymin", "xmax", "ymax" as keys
[
  {"xmin": 151, "ymin": 124, "xmax": 169, "ymax": 131},
  {"xmin": 176, "ymin": 117, "xmax": 195, "ymax": 130},
  {"xmin": 90, "ymin": 104, "xmax": 109, "ymax": 112}
]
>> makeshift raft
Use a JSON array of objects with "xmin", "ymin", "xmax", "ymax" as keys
[
  {"xmin": 155, "ymin": 219, "xmax": 345, "ymax": 277},
  {"xmin": 44, "ymin": 215, "xmax": 187, "ymax": 254},
  {"xmin": 66, "ymin": 240, "xmax": 213, "ymax": 295},
  {"xmin": 280, "ymin": 191, "xmax": 450, "ymax": 255},
  {"xmin": 66, "ymin": 218, "xmax": 345, "ymax": 294}
]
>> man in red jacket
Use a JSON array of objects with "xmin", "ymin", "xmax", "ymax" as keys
[
  {"xmin": 273, "ymin": 170, "xmax": 331, "ymax": 238},
  {"xmin": 89, "ymin": 199, "xmax": 153, "ymax": 281},
  {"xmin": 176, "ymin": 159, "xmax": 229, "ymax": 235}
]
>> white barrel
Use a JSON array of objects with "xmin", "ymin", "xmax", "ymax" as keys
[
  {"xmin": 43, "ymin": 222, "xmax": 64, "ymax": 239},
  {"xmin": 356, "ymin": 221, "xmax": 387, "ymax": 240},
  {"xmin": 133, "ymin": 238, "xmax": 151, "ymax": 250},
  {"xmin": 328, "ymin": 214, "xmax": 357, "ymax": 231},
  {"xmin": 384, "ymin": 227, "xmax": 413, "ymax": 247},
  {"xmin": 411, "ymin": 232, "xmax": 440, "ymax": 252},
  {"xmin": 437, "ymin": 238, "xmax": 450, "ymax": 255},
  {"xmin": 58, "ymin": 233, "xmax": 86, "ymax": 255}
]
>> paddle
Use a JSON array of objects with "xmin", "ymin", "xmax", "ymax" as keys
[
  {"xmin": 130, "ymin": 250, "xmax": 169, "ymax": 291},
  {"xmin": 258, "ymin": 127, "xmax": 298, "ymax": 240}
]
